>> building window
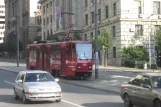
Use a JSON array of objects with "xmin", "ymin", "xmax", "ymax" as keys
[
  {"xmin": 47, "ymin": 30, "xmax": 49, "ymax": 37},
  {"xmin": 113, "ymin": 47, "xmax": 116, "ymax": 58},
  {"xmin": 98, "ymin": 30, "xmax": 100, "ymax": 35},
  {"xmin": 0, "ymin": 10, "xmax": 4, "ymax": 13},
  {"xmin": 98, "ymin": 9, "xmax": 101, "ymax": 21},
  {"xmin": 85, "ymin": 14, "xmax": 88, "ymax": 25},
  {"xmin": 84, "ymin": 34, "xmax": 87, "ymax": 40},
  {"xmin": 91, "ymin": 11, "xmax": 94, "ymax": 23},
  {"xmin": 105, "ymin": 6, "xmax": 109, "ymax": 18},
  {"xmin": 51, "ymin": 29, "xmax": 53, "ymax": 35},
  {"xmin": 155, "ymin": 25, "xmax": 161, "ymax": 35},
  {"xmin": 50, "ymin": 1, "xmax": 52, "ymax": 7},
  {"xmin": 43, "ymin": 6, "xmax": 45, "ymax": 13},
  {"xmin": 50, "ymin": 15, "xmax": 52, "ymax": 23},
  {"xmin": 43, "ymin": 19, "xmax": 45, "ymax": 26},
  {"xmin": 113, "ymin": 2, "xmax": 117, "ymax": 16},
  {"xmin": 85, "ymin": 0, "xmax": 88, "ymax": 7},
  {"xmin": 112, "ymin": 26, "xmax": 116, "ymax": 37},
  {"xmin": 138, "ymin": 1, "xmax": 142, "ymax": 14},
  {"xmin": 135, "ymin": 25, "xmax": 143, "ymax": 36},
  {"xmin": 91, "ymin": 32, "xmax": 93, "ymax": 40},
  {"xmin": 91, "ymin": 0, "xmax": 94, "ymax": 5},
  {"xmin": 47, "ymin": 17, "xmax": 49, "ymax": 25},
  {"xmin": 44, "ymin": 32, "xmax": 46, "ymax": 39},
  {"xmin": 37, "ymin": 5, "xmax": 41, "ymax": 9},
  {"xmin": 153, "ymin": 1, "xmax": 160, "ymax": 15},
  {"xmin": 0, "ymin": 5, "xmax": 5, "ymax": 8},
  {"xmin": 46, "ymin": 4, "xmax": 48, "ymax": 8}
]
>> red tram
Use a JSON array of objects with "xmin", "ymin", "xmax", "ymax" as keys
[{"xmin": 26, "ymin": 41, "xmax": 93, "ymax": 78}]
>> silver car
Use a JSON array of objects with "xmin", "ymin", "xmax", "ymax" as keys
[
  {"xmin": 120, "ymin": 73, "xmax": 161, "ymax": 107},
  {"xmin": 13, "ymin": 70, "xmax": 62, "ymax": 104}
]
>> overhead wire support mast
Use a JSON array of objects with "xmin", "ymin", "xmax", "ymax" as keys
[
  {"xmin": 94, "ymin": 0, "xmax": 99, "ymax": 79},
  {"xmin": 61, "ymin": 12, "xmax": 74, "ymax": 41},
  {"xmin": 17, "ymin": 2, "xmax": 20, "ymax": 67}
]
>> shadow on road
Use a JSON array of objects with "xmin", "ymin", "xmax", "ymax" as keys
[
  {"xmin": 82, "ymin": 102, "xmax": 124, "ymax": 107},
  {"xmin": 0, "ymin": 94, "xmax": 58, "ymax": 105}
]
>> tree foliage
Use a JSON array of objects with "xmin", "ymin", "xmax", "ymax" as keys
[
  {"xmin": 46, "ymin": 35, "xmax": 59, "ymax": 41},
  {"xmin": 155, "ymin": 26, "xmax": 161, "ymax": 51},
  {"xmin": 120, "ymin": 46, "xmax": 148, "ymax": 61},
  {"xmin": 0, "ymin": 40, "xmax": 23, "ymax": 53},
  {"xmin": 92, "ymin": 27, "xmax": 112, "ymax": 51},
  {"xmin": 72, "ymin": 32, "xmax": 82, "ymax": 40}
]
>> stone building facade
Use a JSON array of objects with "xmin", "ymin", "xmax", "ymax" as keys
[{"xmin": 84, "ymin": 0, "xmax": 161, "ymax": 66}]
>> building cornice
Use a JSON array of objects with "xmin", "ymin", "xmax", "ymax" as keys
[
  {"xmin": 120, "ymin": 18, "xmax": 161, "ymax": 22},
  {"xmin": 38, "ymin": 0, "xmax": 46, "ymax": 4}
]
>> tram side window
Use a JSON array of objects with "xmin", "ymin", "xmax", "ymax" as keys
[
  {"xmin": 33, "ymin": 47, "xmax": 36, "ymax": 58},
  {"xmin": 66, "ymin": 44, "xmax": 72, "ymax": 58},
  {"xmin": 52, "ymin": 45, "xmax": 60, "ymax": 58},
  {"xmin": 29, "ymin": 46, "xmax": 36, "ymax": 58},
  {"xmin": 29, "ymin": 47, "xmax": 32, "ymax": 57},
  {"xmin": 72, "ymin": 44, "xmax": 76, "ymax": 59}
]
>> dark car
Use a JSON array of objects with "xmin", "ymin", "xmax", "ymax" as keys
[{"xmin": 120, "ymin": 73, "xmax": 161, "ymax": 107}]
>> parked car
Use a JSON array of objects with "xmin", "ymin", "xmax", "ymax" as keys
[
  {"xmin": 13, "ymin": 70, "xmax": 62, "ymax": 104},
  {"xmin": 120, "ymin": 73, "xmax": 161, "ymax": 107}
]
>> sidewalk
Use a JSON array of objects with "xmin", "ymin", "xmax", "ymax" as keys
[
  {"xmin": 0, "ymin": 58, "xmax": 160, "ymax": 94},
  {"xmin": 1, "ymin": 58, "xmax": 160, "ymax": 73}
]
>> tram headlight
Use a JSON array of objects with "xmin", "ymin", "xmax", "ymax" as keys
[
  {"xmin": 77, "ymin": 66, "xmax": 81, "ymax": 69},
  {"xmin": 88, "ymin": 66, "xmax": 92, "ymax": 70}
]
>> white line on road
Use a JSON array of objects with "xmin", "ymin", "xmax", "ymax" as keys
[
  {"xmin": 4, "ymin": 81, "xmax": 85, "ymax": 107},
  {"xmin": 4, "ymin": 81, "xmax": 14, "ymax": 85},
  {"xmin": 62, "ymin": 100, "xmax": 85, "ymax": 107}
]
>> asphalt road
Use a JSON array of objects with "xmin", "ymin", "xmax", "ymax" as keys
[{"xmin": 0, "ymin": 70, "xmax": 134, "ymax": 107}]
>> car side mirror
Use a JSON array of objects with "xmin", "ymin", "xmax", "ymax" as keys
[
  {"xmin": 18, "ymin": 80, "xmax": 23, "ymax": 83},
  {"xmin": 55, "ymin": 78, "xmax": 59, "ymax": 82}
]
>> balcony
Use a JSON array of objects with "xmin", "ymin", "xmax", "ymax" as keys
[{"xmin": 38, "ymin": 0, "xmax": 46, "ymax": 4}]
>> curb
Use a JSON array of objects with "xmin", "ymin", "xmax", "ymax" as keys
[{"xmin": 0, "ymin": 67, "xmax": 120, "ymax": 94}]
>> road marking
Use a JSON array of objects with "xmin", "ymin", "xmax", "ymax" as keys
[
  {"xmin": 4, "ymin": 81, "xmax": 85, "ymax": 107},
  {"xmin": 62, "ymin": 100, "xmax": 85, "ymax": 107},
  {"xmin": 4, "ymin": 81, "xmax": 14, "ymax": 85}
]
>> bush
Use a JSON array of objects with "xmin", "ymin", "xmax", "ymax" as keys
[
  {"xmin": 123, "ymin": 60, "xmax": 135, "ymax": 68},
  {"xmin": 147, "ymin": 64, "xmax": 157, "ymax": 69},
  {"xmin": 135, "ymin": 61, "xmax": 144, "ymax": 69}
]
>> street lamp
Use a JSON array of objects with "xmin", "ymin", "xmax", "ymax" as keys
[{"xmin": 147, "ymin": 14, "xmax": 154, "ymax": 69}]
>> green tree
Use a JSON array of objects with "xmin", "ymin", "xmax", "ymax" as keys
[
  {"xmin": 155, "ymin": 26, "xmax": 161, "ymax": 51},
  {"xmin": 0, "ymin": 43, "xmax": 7, "ymax": 53},
  {"xmin": 72, "ymin": 32, "xmax": 82, "ymax": 40},
  {"xmin": 46, "ymin": 35, "xmax": 59, "ymax": 41},
  {"xmin": 92, "ymin": 27, "xmax": 112, "ymax": 51},
  {"xmin": 120, "ymin": 46, "xmax": 148, "ymax": 61},
  {"xmin": 34, "ymin": 36, "xmax": 41, "ymax": 42}
]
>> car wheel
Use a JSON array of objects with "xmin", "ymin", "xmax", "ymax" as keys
[
  {"xmin": 22, "ymin": 92, "xmax": 28, "ymax": 104},
  {"xmin": 56, "ymin": 99, "xmax": 61, "ymax": 103},
  {"xmin": 124, "ymin": 94, "xmax": 133, "ymax": 107},
  {"xmin": 14, "ymin": 89, "xmax": 19, "ymax": 100},
  {"xmin": 154, "ymin": 99, "xmax": 161, "ymax": 107}
]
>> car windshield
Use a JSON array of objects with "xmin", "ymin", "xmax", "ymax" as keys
[
  {"xmin": 25, "ymin": 73, "xmax": 55, "ymax": 82},
  {"xmin": 152, "ymin": 76, "xmax": 161, "ymax": 88},
  {"xmin": 76, "ymin": 43, "xmax": 92, "ymax": 60}
]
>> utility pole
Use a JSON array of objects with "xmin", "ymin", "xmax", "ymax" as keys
[
  {"xmin": 147, "ymin": 14, "xmax": 154, "ymax": 69},
  {"xmin": 17, "ymin": 1, "xmax": 20, "ymax": 67},
  {"xmin": 94, "ymin": 0, "xmax": 98, "ymax": 79}
]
